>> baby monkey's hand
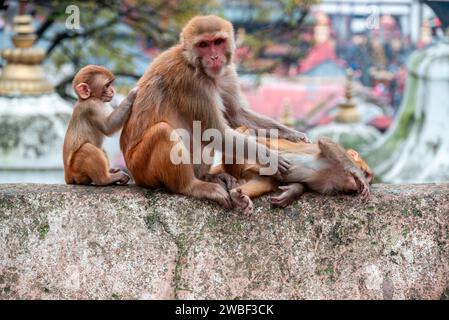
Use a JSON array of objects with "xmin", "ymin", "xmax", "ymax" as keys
[{"xmin": 127, "ymin": 86, "xmax": 139, "ymax": 103}]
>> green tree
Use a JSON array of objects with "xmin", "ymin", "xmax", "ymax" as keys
[
  {"xmin": 30, "ymin": 0, "xmax": 219, "ymax": 99},
  {"xmin": 4, "ymin": 0, "xmax": 317, "ymax": 98},
  {"xmin": 230, "ymin": 0, "xmax": 318, "ymax": 73}
]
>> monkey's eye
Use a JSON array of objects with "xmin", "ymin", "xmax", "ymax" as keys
[
  {"xmin": 214, "ymin": 38, "xmax": 225, "ymax": 46},
  {"xmin": 198, "ymin": 41, "xmax": 209, "ymax": 48}
]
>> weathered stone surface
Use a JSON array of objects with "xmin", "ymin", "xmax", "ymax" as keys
[
  {"xmin": 0, "ymin": 185, "xmax": 176, "ymax": 299},
  {"xmin": 0, "ymin": 183, "xmax": 448, "ymax": 300}
]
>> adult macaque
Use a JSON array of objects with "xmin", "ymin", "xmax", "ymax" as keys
[
  {"xmin": 63, "ymin": 65, "xmax": 138, "ymax": 186},
  {"xmin": 211, "ymin": 127, "xmax": 373, "ymax": 215},
  {"xmin": 120, "ymin": 15, "xmax": 309, "ymax": 207}
]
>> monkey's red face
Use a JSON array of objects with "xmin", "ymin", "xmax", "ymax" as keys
[{"xmin": 196, "ymin": 37, "xmax": 228, "ymax": 76}]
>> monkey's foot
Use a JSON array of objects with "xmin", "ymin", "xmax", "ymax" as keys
[
  {"xmin": 270, "ymin": 183, "xmax": 304, "ymax": 208},
  {"xmin": 204, "ymin": 172, "xmax": 238, "ymax": 191},
  {"xmin": 284, "ymin": 131, "xmax": 311, "ymax": 143},
  {"xmin": 189, "ymin": 180, "xmax": 232, "ymax": 209},
  {"xmin": 109, "ymin": 168, "xmax": 121, "ymax": 174},
  {"xmin": 116, "ymin": 172, "xmax": 130, "ymax": 186},
  {"xmin": 210, "ymin": 183, "xmax": 233, "ymax": 209},
  {"xmin": 230, "ymin": 188, "xmax": 254, "ymax": 216}
]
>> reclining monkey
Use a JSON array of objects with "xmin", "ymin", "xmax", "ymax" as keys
[{"xmin": 211, "ymin": 127, "xmax": 374, "ymax": 215}]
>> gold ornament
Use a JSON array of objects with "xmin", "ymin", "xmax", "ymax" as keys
[
  {"xmin": 279, "ymin": 99, "xmax": 295, "ymax": 128},
  {"xmin": 0, "ymin": 15, "xmax": 53, "ymax": 96},
  {"xmin": 335, "ymin": 69, "xmax": 360, "ymax": 123}
]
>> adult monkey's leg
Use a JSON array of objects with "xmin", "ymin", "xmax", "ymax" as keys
[{"xmin": 127, "ymin": 122, "xmax": 232, "ymax": 208}]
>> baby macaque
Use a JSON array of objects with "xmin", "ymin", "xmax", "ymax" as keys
[
  {"xmin": 211, "ymin": 126, "xmax": 374, "ymax": 215},
  {"xmin": 63, "ymin": 65, "xmax": 138, "ymax": 186}
]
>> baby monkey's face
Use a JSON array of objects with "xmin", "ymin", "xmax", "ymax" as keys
[
  {"xmin": 102, "ymin": 79, "xmax": 115, "ymax": 102},
  {"xmin": 347, "ymin": 149, "xmax": 374, "ymax": 184},
  {"xmin": 337, "ymin": 149, "xmax": 374, "ymax": 194}
]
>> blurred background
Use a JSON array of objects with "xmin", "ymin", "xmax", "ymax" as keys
[{"xmin": 1, "ymin": 0, "xmax": 449, "ymax": 184}]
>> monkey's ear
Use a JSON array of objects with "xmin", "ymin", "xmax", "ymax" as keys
[
  {"xmin": 75, "ymin": 83, "xmax": 91, "ymax": 99},
  {"xmin": 347, "ymin": 149, "xmax": 360, "ymax": 160}
]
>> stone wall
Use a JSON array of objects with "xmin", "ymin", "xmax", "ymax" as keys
[{"xmin": 0, "ymin": 184, "xmax": 448, "ymax": 299}]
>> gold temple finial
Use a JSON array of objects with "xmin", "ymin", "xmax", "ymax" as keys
[
  {"xmin": 335, "ymin": 68, "xmax": 360, "ymax": 123},
  {"xmin": 0, "ymin": 11, "xmax": 53, "ymax": 96},
  {"xmin": 280, "ymin": 98, "xmax": 295, "ymax": 128}
]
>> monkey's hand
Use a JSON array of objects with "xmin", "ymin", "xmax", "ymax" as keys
[
  {"xmin": 349, "ymin": 168, "xmax": 370, "ymax": 199},
  {"xmin": 204, "ymin": 172, "xmax": 238, "ymax": 191},
  {"xmin": 204, "ymin": 172, "xmax": 238, "ymax": 190},
  {"xmin": 282, "ymin": 130, "xmax": 311, "ymax": 144},
  {"xmin": 271, "ymin": 183, "xmax": 304, "ymax": 208},
  {"xmin": 275, "ymin": 152, "xmax": 290, "ymax": 174},
  {"xmin": 259, "ymin": 151, "xmax": 290, "ymax": 175},
  {"xmin": 125, "ymin": 86, "xmax": 139, "ymax": 104}
]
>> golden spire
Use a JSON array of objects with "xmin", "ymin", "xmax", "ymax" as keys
[
  {"xmin": 0, "ymin": 12, "xmax": 54, "ymax": 96},
  {"xmin": 335, "ymin": 69, "xmax": 360, "ymax": 123},
  {"xmin": 280, "ymin": 98, "xmax": 295, "ymax": 128}
]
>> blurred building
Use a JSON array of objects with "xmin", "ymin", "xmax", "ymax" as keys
[
  {"xmin": 0, "ymin": 13, "xmax": 71, "ymax": 183},
  {"xmin": 223, "ymin": 0, "xmax": 436, "ymax": 44},
  {"xmin": 311, "ymin": 0, "xmax": 434, "ymax": 43}
]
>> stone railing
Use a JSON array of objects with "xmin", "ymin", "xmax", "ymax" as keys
[{"xmin": 0, "ymin": 184, "xmax": 448, "ymax": 299}]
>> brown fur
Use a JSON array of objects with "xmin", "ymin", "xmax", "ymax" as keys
[
  {"xmin": 63, "ymin": 65, "xmax": 136, "ymax": 186},
  {"xmin": 212, "ymin": 126, "xmax": 373, "ymax": 213},
  {"xmin": 120, "ymin": 15, "xmax": 308, "ymax": 208}
]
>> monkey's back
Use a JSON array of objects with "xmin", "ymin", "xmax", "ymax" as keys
[
  {"xmin": 121, "ymin": 46, "xmax": 189, "ymax": 155},
  {"xmin": 63, "ymin": 101, "xmax": 104, "ymax": 168}
]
